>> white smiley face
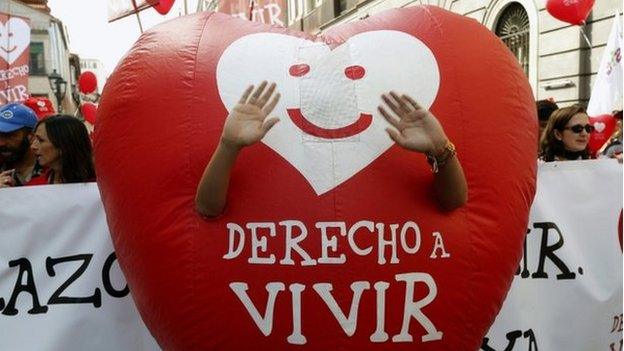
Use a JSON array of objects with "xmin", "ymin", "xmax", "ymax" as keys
[
  {"xmin": 216, "ymin": 30, "xmax": 440, "ymax": 195},
  {"xmin": 0, "ymin": 18, "xmax": 30, "ymax": 65},
  {"xmin": 286, "ymin": 61, "xmax": 372, "ymax": 139}
]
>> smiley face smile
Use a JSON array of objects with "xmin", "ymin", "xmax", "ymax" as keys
[
  {"xmin": 287, "ymin": 109, "xmax": 372, "ymax": 139},
  {"xmin": 0, "ymin": 45, "xmax": 16, "ymax": 53}
]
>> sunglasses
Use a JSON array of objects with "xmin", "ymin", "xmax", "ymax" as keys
[{"xmin": 563, "ymin": 124, "xmax": 594, "ymax": 133}]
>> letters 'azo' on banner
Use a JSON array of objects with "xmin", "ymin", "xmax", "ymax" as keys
[
  {"xmin": 217, "ymin": 0, "xmax": 287, "ymax": 26},
  {"xmin": 0, "ymin": 12, "xmax": 30, "ymax": 105}
]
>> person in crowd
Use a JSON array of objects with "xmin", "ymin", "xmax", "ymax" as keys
[
  {"xmin": 539, "ymin": 104, "xmax": 593, "ymax": 162},
  {"xmin": 600, "ymin": 110, "xmax": 622, "ymax": 162},
  {"xmin": 536, "ymin": 99, "xmax": 559, "ymax": 137},
  {"xmin": 29, "ymin": 115, "xmax": 96, "ymax": 184},
  {"xmin": 0, "ymin": 103, "xmax": 43, "ymax": 188},
  {"xmin": 195, "ymin": 81, "xmax": 467, "ymax": 218}
]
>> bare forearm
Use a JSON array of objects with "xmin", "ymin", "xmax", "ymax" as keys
[
  {"xmin": 195, "ymin": 141, "xmax": 241, "ymax": 217},
  {"xmin": 433, "ymin": 156, "xmax": 467, "ymax": 211}
]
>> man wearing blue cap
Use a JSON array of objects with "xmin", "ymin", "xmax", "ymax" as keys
[{"xmin": 0, "ymin": 103, "xmax": 44, "ymax": 187}]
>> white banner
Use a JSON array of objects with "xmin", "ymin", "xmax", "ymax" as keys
[
  {"xmin": 484, "ymin": 160, "xmax": 623, "ymax": 351},
  {"xmin": 0, "ymin": 183, "xmax": 159, "ymax": 351},
  {"xmin": 0, "ymin": 161, "xmax": 621, "ymax": 351}
]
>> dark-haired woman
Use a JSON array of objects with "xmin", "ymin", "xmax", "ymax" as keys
[
  {"xmin": 539, "ymin": 105, "xmax": 593, "ymax": 162},
  {"xmin": 30, "ymin": 115, "xmax": 95, "ymax": 184}
]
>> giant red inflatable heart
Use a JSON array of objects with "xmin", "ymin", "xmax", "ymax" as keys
[
  {"xmin": 546, "ymin": 0, "xmax": 595, "ymax": 26},
  {"xmin": 95, "ymin": 6, "xmax": 536, "ymax": 350},
  {"xmin": 588, "ymin": 113, "xmax": 617, "ymax": 155}
]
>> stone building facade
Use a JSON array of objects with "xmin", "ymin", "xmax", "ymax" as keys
[{"xmin": 282, "ymin": 0, "xmax": 622, "ymax": 107}]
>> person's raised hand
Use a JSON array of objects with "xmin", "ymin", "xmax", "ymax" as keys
[
  {"xmin": 0, "ymin": 169, "xmax": 15, "ymax": 188},
  {"xmin": 220, "ymin": 81, "xmax": 280, "ymax": 149},
  {"xmin": 378, "ymin": 92, "xmax": 448, "ymax": 155}
]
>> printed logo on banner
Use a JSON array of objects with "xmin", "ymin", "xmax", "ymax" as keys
[{"xmin": 0, "ymin": 12, "xmax": 30, "ymax": 105}]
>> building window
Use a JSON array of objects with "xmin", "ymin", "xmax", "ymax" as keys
[
  {"xmin": 495, "ymin": 3, "xmax": 530, "ymax": 77},
  {"xmin": 29, "ymin": 42, "xmax": 46, "ymax": 75},
  {"xmin": 334, "ymin": 0, "xmax": 347, "ymax": 16}
]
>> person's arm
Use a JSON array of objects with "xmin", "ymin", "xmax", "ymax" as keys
[
  {"xmin": 378, "ymin": 91, "xmax": 467, "ymax": 211},
  {"xmin": 195, "ymin": 81, "xmax": 280, "ymax": 217}
]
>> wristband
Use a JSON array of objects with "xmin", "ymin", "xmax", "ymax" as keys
[{"xmin": 426, "ymin": 140, "xmax": 456, "ymax": 173}]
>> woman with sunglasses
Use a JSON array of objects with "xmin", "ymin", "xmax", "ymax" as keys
[{"xmin": 539, "ymin": 104, "xmax": 593, "ymax": 162}]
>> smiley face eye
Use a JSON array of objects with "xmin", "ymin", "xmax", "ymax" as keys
[
  {"xmin": 344, "ymin": 65, "xmax": 365, "ymax": 80},
  {"xmin": 289, "ymin": 64, "xmax": 310, "ymax": 77}
]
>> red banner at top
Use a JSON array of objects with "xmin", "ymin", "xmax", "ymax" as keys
[
  {"xmin": 0, "ymin": 12, "xmax": 30, "ymax": 105},
  {"xmin": 217, "ymin": 0, "xmax": 287, "ymax": 27}
]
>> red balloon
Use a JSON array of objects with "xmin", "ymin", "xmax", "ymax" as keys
[
  {"xmin": 546, "ymin": 0, "xmax": 595, "ymax": 26},
  {"xmin": 79, "ymin": 71, "xmax": 98, "ymax": 94},
  {"xmin": 80, "ymin": 102, "xmax": 98, "ymax": 125},
  {"xmin": 151, "ymin": 0, "xmax": 175, "ymax": 15},
  {"xmin": 588, "ymin": 114, "xmax": 616, "ymax": 155},
  {"xmin": 95, "ymin": 7, "xmax": 536, "ymax": 351}
]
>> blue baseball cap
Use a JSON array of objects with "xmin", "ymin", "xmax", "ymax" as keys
[{"xmin": 0, "ymin": 103, "xmax": 38, "ymax": 133}]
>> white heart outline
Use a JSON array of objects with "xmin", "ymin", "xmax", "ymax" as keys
[
  {"xmin": 216, "ymin": 30, "xmax": 440, "ymax": 195},
  {"xmin": 0, "ymin": 17, "xmax": 30, "ymax": 65},
  {"xmin": 593, "ymin": 122, "xmax": 606, "ymax": 133}
]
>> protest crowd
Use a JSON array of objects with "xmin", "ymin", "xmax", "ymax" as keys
[{"xmin": 1, "ymin": 97, "xmax": 622, "ymax": 190}]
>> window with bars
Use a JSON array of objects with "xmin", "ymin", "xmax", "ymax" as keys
[{"xmin": 495, "ymin": 3, "xmax": 530, "ymax": 77}]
